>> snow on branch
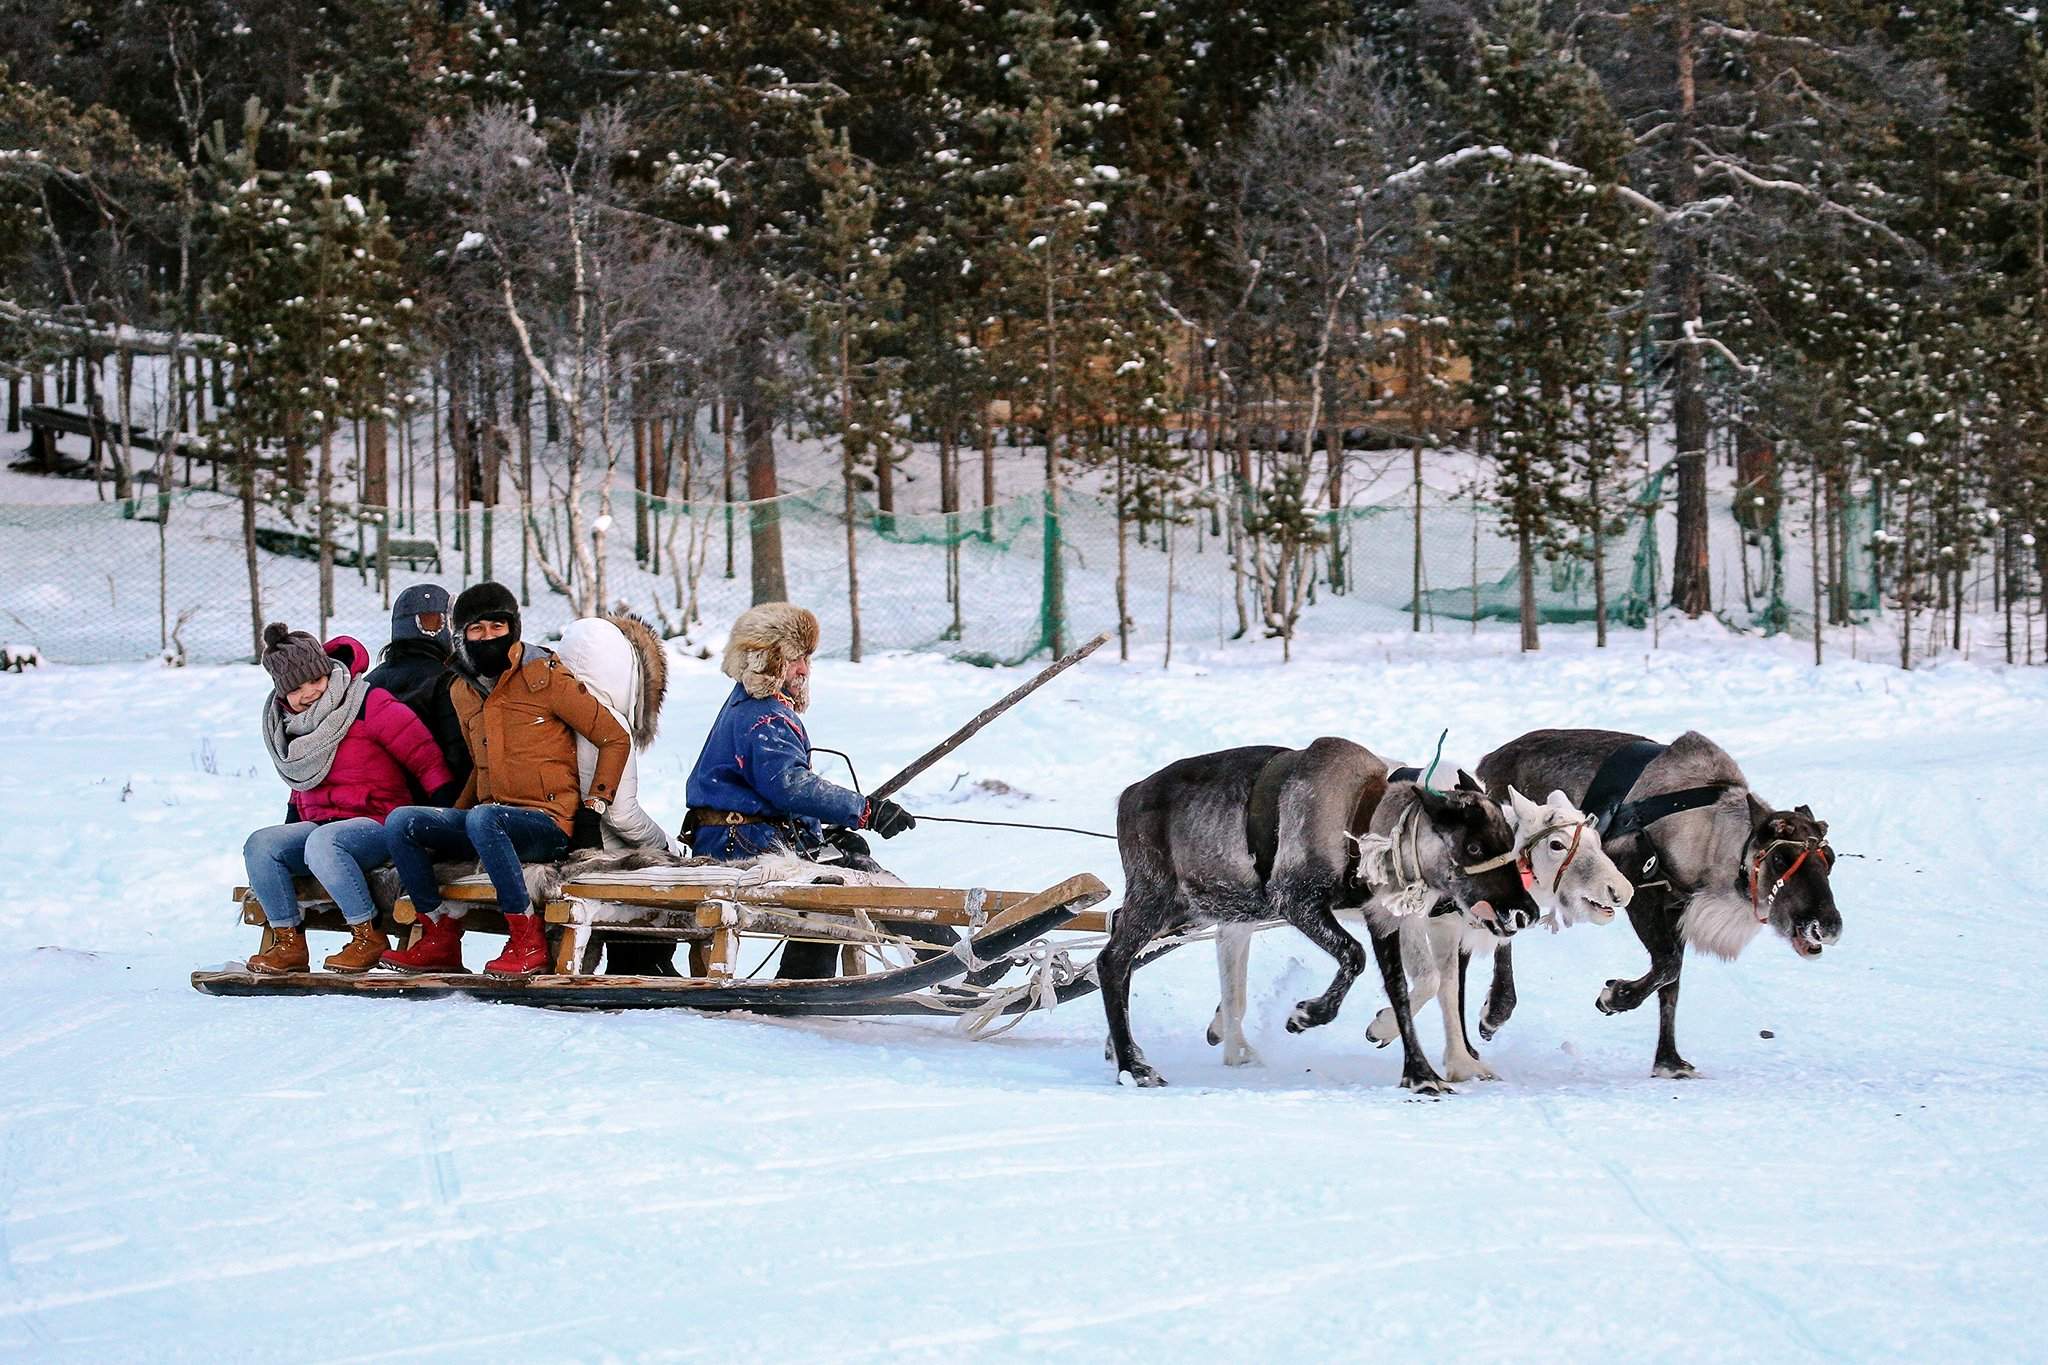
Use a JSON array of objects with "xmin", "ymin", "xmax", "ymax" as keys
[
  {"xmin": 1695, "ymin": 155, "xmax": 1912, "ymax": 248},
  {"xmin": 1382, "ymin": 145, "xmax": 1668, "ymax": 219},
  {"xmin": 1665, "ymin": 317, "xmax": 1758, "ymax": 375},
  {"xmin": 0, "ymin": 298, "xmax": 221, "ymax": 353}
]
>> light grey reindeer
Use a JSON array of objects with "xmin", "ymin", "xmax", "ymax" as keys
[
  {"xmin": 1099, "ymin": 739, "xmax": 1540, "ymax": 1091},
  {"xmin": 1207, "ymin": 786, "xmax": 1631, "ymax": 1081},
  {"xmin": 1476, "ymin": 729, "xmax": 1842, "ymax": 1078}
]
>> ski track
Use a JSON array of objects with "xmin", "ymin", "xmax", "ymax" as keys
[{"xmin": 1, "ymin": 627, "xmax": 2046, "ymax": 1359}]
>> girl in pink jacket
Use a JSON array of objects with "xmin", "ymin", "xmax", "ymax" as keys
[{"xmin": 243, "ymin": 623, "xmax": 454, "ymax": 975}]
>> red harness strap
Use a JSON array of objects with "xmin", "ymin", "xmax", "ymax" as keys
[{"xmin": 1748, "ymin": 837, "xmax": 1833, "ymax": 922}]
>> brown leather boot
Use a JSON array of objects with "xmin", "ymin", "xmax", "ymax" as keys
[
  {"xmin": 324, "ymin": 921, "xmax": 390, "ymax": 974},
  {"xmin": 247, "ymin": 925, "xmax": 309, "ymax": 975}
]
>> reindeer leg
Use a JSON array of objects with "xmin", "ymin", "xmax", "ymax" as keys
[
  {"xmin": 1441, "ymin": 934, "xmax": 1496, "ymax": 1082},
  {"xmin": 1206, "ymin": 924, "xmax": 1261, "ymax": 1067},
  {"xmin": 1368, "ymin": 922, "xmax": 1451, "ymax": 1094},
  {"xmin": 1652, "ymin": 963, "xmax": 1698, "ymax": 1080},
  {"xmin": 1367, "ymin": 917, "xmax": 1436, "ymax": 1048},
  {"xmin": 1282, "ymin": 904, "xmax": 1367, "ymax": 1035},
  {"xmin": 1596, "ymin": 889, "xmax": 1682, "ymax": 1017},
  {"xmin": 1479, "ymin": 941, "xmax": 1517, "ymax": 1041},
  {"xmin": 1100, "ymin": 884, "xmax": 1176, "ymax": 1086}
]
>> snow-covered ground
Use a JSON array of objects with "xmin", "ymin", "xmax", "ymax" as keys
[{"xmin": 2, "ymin": 620, "xmax": 2045, "ymax": 1360}]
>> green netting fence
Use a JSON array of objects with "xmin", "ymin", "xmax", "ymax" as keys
[{"xmin": 0, "ymin": 467, "xmax": 1881, "ymax": 665}]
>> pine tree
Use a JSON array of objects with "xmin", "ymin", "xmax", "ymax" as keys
[{"xmin": 1436, "ymin": 0, "xmax": 1650, "ymax": 651}]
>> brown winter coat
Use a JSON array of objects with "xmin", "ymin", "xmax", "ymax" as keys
[{"xmin": 452, "ymin": 643, "xmax": 630, "ymax": 834}]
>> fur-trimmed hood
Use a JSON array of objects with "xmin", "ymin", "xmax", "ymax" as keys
[
  {"xmin": 721, "ymin": 602, "xmax": 820, "ymax": 701},
  {"xmin": 556, "ymin": 614, "xmax": 668, "ymax": 748}
]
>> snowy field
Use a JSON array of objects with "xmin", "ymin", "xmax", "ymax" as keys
[{"xmin": 2, "ymin": 620, "xmax": 2046, "ymax": 1361}]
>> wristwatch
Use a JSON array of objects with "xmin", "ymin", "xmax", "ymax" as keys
[{"xmin": 589, "ymin": 798, "xmax": 610, "ymax": 816}]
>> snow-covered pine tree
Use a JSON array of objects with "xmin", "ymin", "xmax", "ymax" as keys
[
  {"xmin": 1435, "ymin": 0, "xmax": 1648, "ymax": 652},
  {"xmin": 789, "ymin": 120, "xmax": 906, "ymax": 664},
  {"xmin": 975, "ymin": 0, "xmax": 1118, "ymax": 659},
  {"xmin": 1582, "ymin": 0, "xmax": 1931, "ymax": 619}
]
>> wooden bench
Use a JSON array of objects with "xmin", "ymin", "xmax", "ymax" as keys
[
  {"xmin": 232, "ymin": 874, "xmax": 1112, "ymax": 980},
  {"xmin": 384, "ymin": 537, "xmax": 442, "ymax": 572}
]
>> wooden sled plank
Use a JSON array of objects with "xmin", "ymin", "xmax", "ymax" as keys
[{"xmin": 192, "ymin": 888, "xmax": 1102, "ymax": 1015}]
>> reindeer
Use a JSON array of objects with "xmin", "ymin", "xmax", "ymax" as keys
[
  {"xmin": 1206, "ymin": 785, "xmax": 1631, "ymax": 1082},
  {"xmin": 1475, "ymin": 729, "xmax": 1843, "ymax": 1078},
  {"xmin": 1098, "ymin": 739, "xmax": 1537, "ymax": 1091}
]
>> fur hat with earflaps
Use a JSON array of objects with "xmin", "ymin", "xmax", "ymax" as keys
[{"xmin": 722, "ymin": 603, "xmax": 820, "ymax": 703}]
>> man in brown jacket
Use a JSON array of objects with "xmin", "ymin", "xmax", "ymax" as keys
[{"xmin": 380, "ymin": 582, "xmax": 632, "ymax": 976}]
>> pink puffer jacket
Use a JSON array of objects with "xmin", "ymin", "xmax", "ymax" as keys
[{"xmin": 285, "ymin": 636, "xmax": 456, "ymax": 824}]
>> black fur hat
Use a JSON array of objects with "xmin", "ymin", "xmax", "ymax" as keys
[{"xmin": 452, "ymin": 581, "xmax": 519, "ymax": 635}]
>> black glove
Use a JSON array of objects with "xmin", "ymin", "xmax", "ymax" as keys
[{"xmin": 866, "ymin": 798, "xmax": 916, "ymax": 839}]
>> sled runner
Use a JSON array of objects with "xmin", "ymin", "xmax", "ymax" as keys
[{"xmin": 191, "ymin": 869, "xmax": 1126, "ymax": 1023}]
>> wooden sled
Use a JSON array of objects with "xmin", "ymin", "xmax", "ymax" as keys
[{"xmin": 192, "ymin": 872, "xmax": 1118, "ymax": 1020}]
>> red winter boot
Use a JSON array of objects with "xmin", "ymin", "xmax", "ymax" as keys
[
  {"xmin": 484, "ymin": 912, "xmax": 551, "ymax": 976},
  {"xmin": 380, "ymin": 912, "xmax": 466, "ymax": 974}
]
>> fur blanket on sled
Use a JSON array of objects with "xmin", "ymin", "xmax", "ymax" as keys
[{"xmin": 356, "ymin": 845, "xmax": 906, "ymax": 916}]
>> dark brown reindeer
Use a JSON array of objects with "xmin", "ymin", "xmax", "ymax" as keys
[
  {"xmin": 1476, "ymin": 729, "xmax": 1843, "ymax": 1078},
  {"xmin": 1098, "ymin": 738, "xmax": 1539, "ymax": 1090}
]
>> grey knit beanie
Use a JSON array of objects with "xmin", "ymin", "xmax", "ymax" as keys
[{"xmin": 261, "ymin": 622, "xmax": 330, "ymax": 694}]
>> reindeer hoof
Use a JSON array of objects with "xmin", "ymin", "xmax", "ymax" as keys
[
  {"xmin": 1445, "ymin": 1059, "xmax": 1498, "ymax": 1083},
  {"xmin": 1117, "ymin": 1064, "xmax": 1166, "ymax": 1088},
  {"xmin": 1223, "ymin": 1042, "xmax": 1261, "ymax": 1068},
  {"xmin": 1477, "ymin": 1020, "xmax": 1499, "ymax": 1042},
  {"xmin": 1401, "ymin": 1071, "xmax": 1454, "ymax": 1096},
  {"xmin": 1653, "ymin": 1058, "xmax": 1699, "ymax": 1080},
  {"xmin": 1365, "ymin": 1007, "xmax": 1397, "ymax": 1047},
  {"xmin": 1285, "ymin": 1003, "xmax": 1327, "ymax": 1033},
  {"xmin": 1595, "ymin": 981, "xmax": 1625, "ymax": 1015},
  {"xmin": 1205, "ymin": 1019, "xmax": 1221, "ymax": 1047}
]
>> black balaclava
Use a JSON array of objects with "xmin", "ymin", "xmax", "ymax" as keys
[{"xmin": 453, "ymin": 581, "xmax": 521, "ymax": 680}]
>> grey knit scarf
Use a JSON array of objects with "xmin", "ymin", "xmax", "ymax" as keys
[{"xmin": 262, "ymin": 661, "xmax": 369, "ymax": 791}]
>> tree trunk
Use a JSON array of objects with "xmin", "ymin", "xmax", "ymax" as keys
[
  {"xmin": 840, "ymin": 320, "xmax": 863, "ymax": 663},
  {"xmin": 318, "ymin": 420, "xmax": 335, "ymax": 636},
  {"xmin": 1668, "ymin": 0, "xmax": 1712, "ymax": 616},
  {"xmin": 242, "ymin": 440, "xmax": 264, "ymax": 660},
  {"xmin": 1899, "ymin": 482, "xmax": 1915, "ymax": 670},
  {"xmin": 980, "ymin": 412, "xmax": 996, "ymax": 538},
  {"xmin": 1518, "ymin": 517, "xmax": 1540, "ymax": 652},
  {"xmin": 633, "ymin": 416, "xmax": 649, "ymax": 565},
  {"xmin": 1592, "ymin": 458, "xmax": 1609, "ymax": 648},
  {"xmin": 1115, "ymin": 442, "xmax": 1130, "ymax": 662},
  {"xmin": 739, "ymin": 344, "xmax": 787, "ymax": 604},
  {"xmin": 722, "ymin": 395, "xmax": 736, "ymax": 580}
]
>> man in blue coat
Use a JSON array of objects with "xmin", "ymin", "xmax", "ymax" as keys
[{"xmin": 685, "ymin": 603, "xmax": 917, "ymax": 976}]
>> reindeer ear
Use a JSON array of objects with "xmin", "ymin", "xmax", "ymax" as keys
[
  {"xmin": 1456, "ymin": 768, "xmax": 1484, "ymax": 794},
  {"xmin": 1815, "ymin": 819, "xmax": 1829, "ymax": 837},
  {"xmin": 1745, "ymin": 792, "xmax": 1771, "ymax": 829},
  {"xmin": 1546, "ymin": 788, "xmax": 1575, "ymax": 813},
  {"xmin": 1795, "ymin": 803, "xmax": 1814, "ymax": 819},
  {"xmin": 1507, "ymin": 786, "xmax": 1541, "ymax": 830},
  {"xmin": 1417, "ymin": 785, "xmax": 1463, "ymax": 825}
]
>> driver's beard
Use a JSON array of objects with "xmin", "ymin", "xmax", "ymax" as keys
[{"xmin": 781, "ymin": 673, "xmax": 810, "ymax": 713}]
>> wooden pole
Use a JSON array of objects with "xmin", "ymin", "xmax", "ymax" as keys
[{"xmin": 872, "ymin": 630, "xmax": 1110, "ymax": 803}]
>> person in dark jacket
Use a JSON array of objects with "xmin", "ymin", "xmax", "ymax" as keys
[
  {"xmin": 684, "ymin": 602, "xmax": 919, "ymax": 977},
  {"xmin": 363, "ymin": 583, "xmax": 470, "ymax": 801}
]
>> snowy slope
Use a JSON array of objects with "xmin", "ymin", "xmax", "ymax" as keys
[{"xmin": 1, "ymin": 621, "xmax": 2045, "ymax": 1360}]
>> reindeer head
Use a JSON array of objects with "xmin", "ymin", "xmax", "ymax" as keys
[
  {"xmin": 1745, "ymin": 798, "xmax": 1842, "ymax": 959},
  {"xmin": 1506, "ymin": 787, "xmax": 1632, "ymax": 929},
  {"xmin": 1415, "ymin": 772, "xmax": 1542, "ymax": 937}
]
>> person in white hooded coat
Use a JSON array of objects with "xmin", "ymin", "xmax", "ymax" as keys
[{"xmin": 555, "ymin": 615, "xmax": 682, "ymax": 857}]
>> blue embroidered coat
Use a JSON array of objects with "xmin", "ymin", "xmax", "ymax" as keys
[{"xmin": 684, "ymin": 683, "xmax": 867, "ymax": 859}]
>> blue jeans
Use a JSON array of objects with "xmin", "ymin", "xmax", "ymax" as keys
[
  {"xmin": 243, "ymin": 817, "xmax": 392, "ymax": 928},
  {"xmin": 384, "ymin": 804, "xmax": 567, "ymax": 919}
]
